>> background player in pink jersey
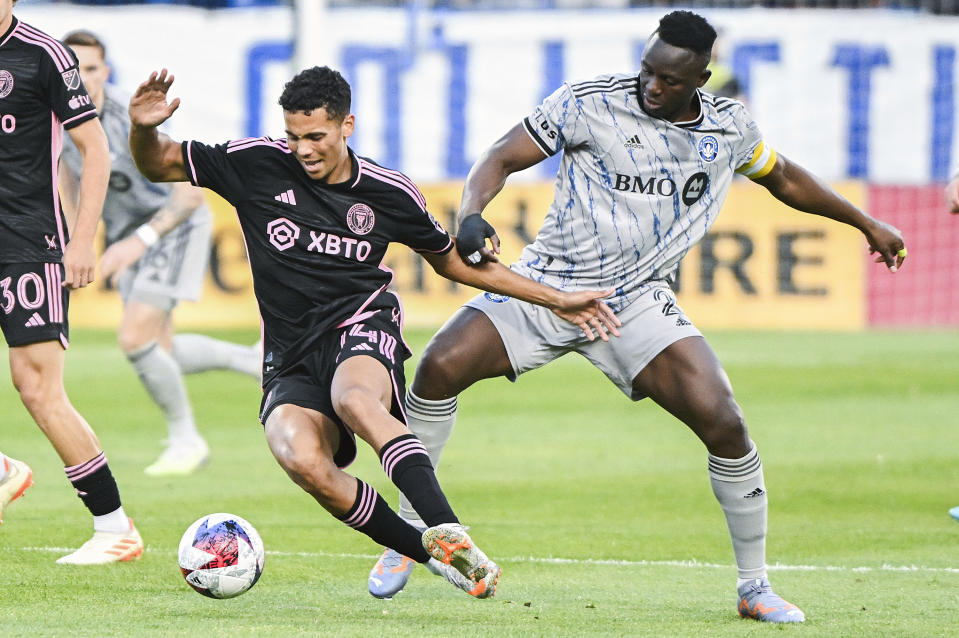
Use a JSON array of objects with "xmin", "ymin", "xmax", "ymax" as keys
[{"xmin": 0, "ymin": 0, "xmax": 142, "ymax": 564}]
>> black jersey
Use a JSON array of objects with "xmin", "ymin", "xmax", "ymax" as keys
[
  {"xmin": 0, "ymin": 16, "xmax": 98, "ymax": 263},
  {"xmin": 183, "ymin": 137, "xmax": 453, "ymax": 381}
]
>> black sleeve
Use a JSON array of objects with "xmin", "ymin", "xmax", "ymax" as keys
[
  {"xmin": 390, "ymin": 189, "xmax": 453, "ymax": 256},
  {"xmin": 41, "ymin": 45, "xmax": 97, "ymax": 131},
  {"xmin": 181, "ymin": 140, "xmax": 249, "ymax": 205}
]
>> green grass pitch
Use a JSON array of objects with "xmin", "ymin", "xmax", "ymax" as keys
[{"xmin": 1, "ymin": 328, "xmax": 957, "ymax": 637}]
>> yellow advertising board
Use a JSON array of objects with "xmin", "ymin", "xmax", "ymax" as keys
[{"xmin": 69, "ymin": 181, "xmax": 866, "ymax": 331}]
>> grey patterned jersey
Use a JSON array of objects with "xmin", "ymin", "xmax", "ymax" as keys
[
  {"xmin": 517, "ymin": 73, "xmax": 776, "ymax": 312},
  {"xmin": 60, "ymin": 85, "xmax": 181, "ymax": 246}
]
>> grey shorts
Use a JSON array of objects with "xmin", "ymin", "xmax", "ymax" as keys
[
  {"xmin": 117, "ymin": 208, "xmax": 212, "ymax": 312},
  {"xmin": 464, "ymin": 281, "xmax": 702, "ymax": 400}
]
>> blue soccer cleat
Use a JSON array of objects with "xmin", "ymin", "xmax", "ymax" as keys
[
  {"xmin": 950, "ymin": 506, "xmax": 959, "ymax": 522},
  {"xmin": 737, "ymin": 577, "xmax": 805, "ymax": 623},
  {"xmin": 368, "ymin": 548, "xmax": 416, "ymax": 598}
]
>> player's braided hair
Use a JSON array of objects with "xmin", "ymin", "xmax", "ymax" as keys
[
  {"xmin": 655, "ymin": 11, "xmax": 717, "ymax": 58},
  {"xmin": 278, "ymin": 66, "xmax": 351, "ymax": 122}
]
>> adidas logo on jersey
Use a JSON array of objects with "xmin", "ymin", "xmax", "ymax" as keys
[
  {"xmin": 24, "ymin": 312, "xmax": 46, "ymax": 328},
  {"xmin": 351, "ymin": 343, "xmax": 374, "ymax": 352},
  {"xmin": 274, "ymin": 189, "xmax": 297, "ymax": 205},
  {"xmin": 624, "ymin": 134, "xmax": 644, "ymax": 149}
]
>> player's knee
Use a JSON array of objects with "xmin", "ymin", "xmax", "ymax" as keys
[
  {"xmin": 268, "ymin": 429, "xmax": 332, "ymax": 485},
  {"xmin": 11, "ymin": 368, "xmax": 57, "ymax": 414},
  {"xmin": 117, "ymin": 329, "xmax": 153, "ymax": 355},
  {"xmin": 700, "ymin": 400, "xmax": 749, "ymax": 454},
  {"xmin": 413, "ymin": 343, "xmax": 462, "ymax": 395},
  {"xmin": 332, "ymin": 386, "xmax": 379, "ymax": 431}
]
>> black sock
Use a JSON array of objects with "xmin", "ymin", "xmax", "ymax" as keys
[
  {"xmin": 65, "ymin": 452, "xmax": 122, "ymax": 516},
  {"xmin": 339, "ymin": 479, "xmax": 431, "ymax": 562},
  {"xmin": 379, "ymin": 433, "xmax": 457, "ymax": 526}
]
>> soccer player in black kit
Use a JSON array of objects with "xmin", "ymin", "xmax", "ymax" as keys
[
  {"xmin": 129, "ymin": 65, "xmax": 620, "ymax": 598},
  {"xmin": 0, "ymin": 0, "xmax": 143, "ymax": 564}
]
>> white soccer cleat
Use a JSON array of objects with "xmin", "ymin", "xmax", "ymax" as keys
[
  {"xmin": 144, "ymin": 437, "xmax": 210, "ymax": 476},
  {"xmin": 0, "ymin": 457, "xmax": 33, "ymax": 524},
  {"xmin": 56, "ymin": 518, "xmax": 144, "ymax": 565}
]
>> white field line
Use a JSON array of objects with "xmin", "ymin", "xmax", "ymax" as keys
[{"xmin": 16, "ymin": 546, "xmax": 959, "ymax": 574}]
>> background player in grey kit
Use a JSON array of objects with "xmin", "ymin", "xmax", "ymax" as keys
[
  {"xmin": 0, "ymin": 0, "xmax": 142, "ymax": 564},
  {"xmin": 58, "ymin": 30, "xmax": 260, "ymax": 477},
  {"xmin": 369, "ymin": 10, "xmax": 907, "ymax": 622},
  {"xmin": 127, "ymin": 64, "xmax": 619, "ymax": 598}
]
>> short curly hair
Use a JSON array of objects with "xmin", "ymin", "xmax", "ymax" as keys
[
  {"xmin": 278, "ymin": 66, "xmax": 351, "ymax": 122},
  {"xmin": 655, "ymin": 11, "xmax": 717, "ymax": 59}
]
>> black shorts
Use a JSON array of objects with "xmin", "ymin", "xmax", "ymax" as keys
[
  {"xmin": 0, "ymin": 262, "xmax": 69, "ymax": 348},
  {"xmin": 259, "ymin": 309, "xmax": 412, "ymax": 468}
]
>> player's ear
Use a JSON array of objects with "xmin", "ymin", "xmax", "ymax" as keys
[
  {"xmin": 697, "ymin": 68, "xmax": 712, "ymax": 88},
  {"xmin": 341, "ymin": 113, "xmax": 355, "ymax": 139}
]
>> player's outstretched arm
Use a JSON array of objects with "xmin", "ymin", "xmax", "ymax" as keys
[
  {"xmin": 423, "ymin": 248, "xmax": 621, "ymax": 342},
  {"xmin": 99, "ymin": 183, "xmax": 205, "ymax": 284},
  {"xmin": 456, "ymin": 123, "xmax": 550, "ymax": 265},
  {"xmin": 945, "ymin": 174, "xmax": 959, "ymax": 214},
  {"xmin": 63, "ymin": 117, "xmax": 110, "ymax": 289},
  {"xmin": 128, "ymin": 69, "xmax": 189, "ymax": 182},
  {"xmin": 755, "ymin": 154, "xmax": 907, "ymax": 272}
]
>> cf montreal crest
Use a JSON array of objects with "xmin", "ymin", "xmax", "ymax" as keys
[
  {"xmin": 698, "ymin": 135, "xmax": 719, "ymax": 162},
  {"xmin": 0, "ymin": 70, "xmax": 13, "ymax": 99},
  {"xmin": 346, "ymin": 203, "xmax": 375, "ymax": 235}
]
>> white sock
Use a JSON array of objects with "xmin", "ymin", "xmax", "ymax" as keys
[
  {"xmin": 397, "ymin": 390, "xmax": 458, "ymax": 525},
  {"xmin": 708, "ymin": 442, "xmax": 768, "ymax": 582},
  {"xmin": 93, "ymin": 507, "xmax": 131, "ymax": 534},
  {"xmin": 173, "ymin": 333, "xmax": 261, "ymax": 379},
  {"xmin": 127, "ymin": 341, "xmax": 199, "ymax": 442},
  {"xmin": 0, "ymin": 452, "xmax": 7, "ymax": 481}
]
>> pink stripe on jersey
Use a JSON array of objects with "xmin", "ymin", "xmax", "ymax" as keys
[
  {"xmin": 361, "ymin": 160, "xmax": 427, "ymax": 207},
  {"xmin": 19, "ymin": 23, "xmax": 74, "ymax": 69},
  {"xmin": 357, "ymin": 159, "xmax": 426, "ymax": 210},
  {"xmin": 335, "ymin": 310, "xmax": 379, "ymax": 330},
  {"xmin": 414, "ymin": 237, "xmax": 454, "ymax": 255},
  {"xmin": 50, "ymin": 114, "xmax": 66, "ymax": 250},
  {"xmin": 334, "ymin": 279, "xmax": 390, "ymax": 329},
  {"xmin": 13, "ymin": 28, "xmax": 72, "ymax": 72},
  {"xmin": 61, "ymin": 112, "xmax": 93, "ymax": 128},
  {"xmin": 185, "ymin": 141, "xmax": 200, "ymax": 185},
  {"xmin": 227, "ymin": 137, "xmax": 291, "ymax": 154},
  {"xmin": 65, "ymin": 452, "xmax": 106, "ymax": 481}
]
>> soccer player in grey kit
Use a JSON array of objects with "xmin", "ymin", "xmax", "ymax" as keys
[
  {"xmin": 369, "ymin": 10, "xmax": 907, "ymax": 622},
  {"xmin": 0, "ymin": 0, "xmax": 142, "ymax": 564},
  {"xmin": 58, "ymin": 30, "xmax": 260, "ymax": 477}
]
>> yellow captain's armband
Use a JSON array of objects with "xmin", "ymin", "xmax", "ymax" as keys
[{"xmin": 736, "ymin": 141, "xmax": 778, "ymax": 180}]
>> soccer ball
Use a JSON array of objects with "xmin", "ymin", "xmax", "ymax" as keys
[{"xmin": 177, "ymin": 513, "xmax": 265, "ymax": 599}]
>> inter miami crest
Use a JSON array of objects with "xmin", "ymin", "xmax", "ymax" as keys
[
  {"xmin": 346, "ymin": 203, "xmax": 375, "ymax": 235},
  {"xmin": 0, "ymin": 70, "xmax": 13, "ymax": 99}
]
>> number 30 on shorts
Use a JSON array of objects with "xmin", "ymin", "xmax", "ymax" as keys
[{"xmin": 0, "ymin": 272, "xmax": 47, "ymax": 315}]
